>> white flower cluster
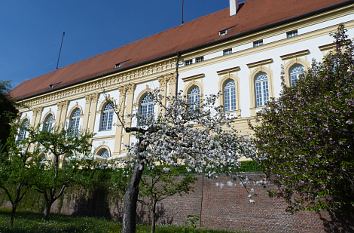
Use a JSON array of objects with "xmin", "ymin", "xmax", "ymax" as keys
[{"xmin": 118, "ymin": 91, "xmax": 255, "ymax": 177}]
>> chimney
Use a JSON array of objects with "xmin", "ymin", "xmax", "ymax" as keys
[{"xmin": 229, "ymin": 0, "xmax": 239, "ymax": 16}]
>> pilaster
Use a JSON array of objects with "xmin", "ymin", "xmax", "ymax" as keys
[
  {"xmin": 167, "ymin": 73, "xmax": 177, "ymax": 100},
  {"xmin": 113, "ymin": 86, "xmax": 127, "ymax": 155},
  {"xmin": 122, "ymin": 83, "xmax": 136, "ymax": 151},
  {"xmin": 31, "ymin": 107, "xmax": 43, "ymax": 129},
  {"xmin": 57, "ymin": 101, "xmax": 69, "ymax": 129},
  {"xmin": 87, "ymin": 93, "xmax": 99, "ymax": 133},
  {"xmin": 158, "ymin": 76, "xmax": 168, "ymax": 114}
]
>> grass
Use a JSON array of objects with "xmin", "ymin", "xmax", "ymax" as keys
[{"xmin": 0, "ymin": 210, "xmax": 245, "ymax": 233}]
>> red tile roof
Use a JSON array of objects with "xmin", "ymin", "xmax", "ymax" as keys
[{"xmin": 11, "ymin": 0, "xmax": 351, "ymax": 100}]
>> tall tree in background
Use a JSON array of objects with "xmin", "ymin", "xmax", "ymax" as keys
[
  {"xmin": 0, "ymin": 81, "xmax": 18, "ymax": 148},
  {"xmin": 251, "ymin": 25, "xmax": 353, "ymax": 232}
]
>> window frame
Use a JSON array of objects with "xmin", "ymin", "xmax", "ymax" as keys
[
  {"xmin": 97, "ymin": 148, "xmax": 111, "ymax": 159},
  {"xmin": 286, "ymin": 29, "xmax": 298, "ymax": 38},
  {"xmin": 187, "ymin": 85, "xmax": 200, "ymax": 111},
  {"xmin": 289, "ymin": 63, "xmax": 305, "ymax": 86},
  {"xmin": 254, "ymin": 72, "xmax": 269, "ymax": 107},
  {"xmin": 223, "ymin": 79, "xmax": 237, "ymax": 112},
  {"xmin": 253, "ymin": 39, "xmax": 263, "ymax": 48},
  {"xmin": 223, "ymin": 48, "xmax": 232, "ymax": 56},
  {"xmin": 42, "ymin": 114, "xmax": 54, "ymax": 132},
  {"xmin": 99, "ymin": 103, "xmax": 114, "ymax": 131},
  {"xmin": 195, "ymin": 56, "xmax": 204, "ymax": 63},
  {"xmin": 68, "ymin": 108, "xmax": 81, "ymax": 136},
  {"xmin": 17, "ymin": 119, "xmax": 29, "ymax": 141},
  {"xmin": 138, "ymin": 93, "xmax": 155, "ymax": 126}
]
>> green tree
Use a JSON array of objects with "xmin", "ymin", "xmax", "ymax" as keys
[
  {"xmin": 0, "ymin": 124, "xmax": 38, "ymax": 227},
  {"xmin": 31, "ymin": 128, "xmax": 93, "ymax": 219},
  {"xmin": 139, "ymin": 166, "xmax": 196, "ymax": 233},
  {"xmin": 0, "ymin": 81, "xmax": 18, "ymax": 148},
  {"xmin": 251, "ymin": 25, "xmax": 353, "ymax": 231}
]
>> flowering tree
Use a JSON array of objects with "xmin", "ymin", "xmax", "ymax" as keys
[
  {"xmin": 111, "ymin": 91, "xmax": 255, "ymax": 233},
  {"xmin": 251, "ymin": 25, "xmax": 353, "ymax": 231}
]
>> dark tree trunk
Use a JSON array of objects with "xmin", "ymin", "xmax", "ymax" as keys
[
  {"xmin": 150, "ymin": 200, "xmax": 157, "ymax": 233},
  {"xmin": 43, "ymin": 200, "xmax": 53, "ymax": 220},
  {"xmin": 10, "ymin": 204, "xmax": 16, "ymax": 228},
  {"xmin": 122, "ymin": 161, "xmax": 145, "ymax": 233}
]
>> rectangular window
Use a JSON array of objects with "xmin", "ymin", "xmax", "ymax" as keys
[
  {"xmin": 253, "ymin": 39, "xmax": 263, "ymax": 48},
  {"xmin": 223, "ymin": 48, "xmax": 232, "ymax": 56},
  {"xmin": 184, "ymin": 59, "xmax": 193, "ymax": 66},
  {"xmin": 195, "ymin": 56, "xmax": 204, "ymax": 63},
  {"xmin": 286, "ymin": 30, "xmax": 298, "ymax": 38}
]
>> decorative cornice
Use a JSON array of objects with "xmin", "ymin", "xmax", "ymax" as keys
[
  {"xmin": 247, "ymin": 59, "xmax": 273, "ymax": 68},
  {"xmin": 217, "ymin": 66, "xmax": 240, "ymax": 75},
  {"xmin": 319, "ymin": 42, "xmax": 336, "ymax": 51},
  {"xmin": 19, "ymin": 58, "xmax": 177, "ymax": 108},
  {"xmin": 182, "ymin": 73, "xmax": 205, "ymax": 82},
  {"xmin": 280, "ymin": 49, "xmax": 310, "ymax": 60}
]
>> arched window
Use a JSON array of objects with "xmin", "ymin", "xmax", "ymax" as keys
[
  {"xmin": 138, "ymin": 93, "xmax": 154, "ymax": 126},
  {"xmin": 99, "ymin": 103, "xmax": 114, "ymax": 131},
  {"xmin": 289, "ymin": 64, "xmax": 304, "ymax": 86},
  {"xmin": 18, "ymin": 119, "xmax": 29, "ymax": 141},
  {"xmin": 97, "ymin": 148, "xmax": 111, "ymax": 159},
  {"xmin": 223, "ymin": 79, "xmax": 236, "ymax": 112},
  {"xmin": 255, "ymin": 72, "xmax": 269, "ymax": 107},
  {"xmin": 42, "ymin": 114, "xmax": 54, "ymax": 132},
  {"xmin": 187, "ymin": 86, "xmax": 200, "ymax": 111},
  {"xmin": 68, "ymin": 108, "xmax": 81, "ymax": 136}
]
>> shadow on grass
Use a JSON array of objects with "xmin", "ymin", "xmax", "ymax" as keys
[{"xmin": 0, "ymin": 210, "xmax": 246, "ymax": 233}]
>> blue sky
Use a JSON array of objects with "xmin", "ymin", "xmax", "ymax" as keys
[{"xmin": 0, "ymin": 0, "xmax": 228, "ymax": 88}]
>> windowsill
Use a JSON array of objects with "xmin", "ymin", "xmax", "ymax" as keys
[
  {"xmin": 224, "ymin": 110, "xmax": 241, "ymax": 118},
  {"xmin": 250, "ymin": 106, "xmax": 266, "ymax": 116}
]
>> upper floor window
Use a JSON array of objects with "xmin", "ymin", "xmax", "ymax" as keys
[
  {"xmin": 18, "ymin": 119, "xmax": 29, "ymax": 141},
  {"xmin": 253, "ymin": 39, "xmax": 263, "ymax": 48},
  {"xmin": 42, "ymin": 114, "xmax": 54, "ymax": 132},
  {"xmin": 286, "ymin": 29, "xmax": 298, "ymax": 38},
  {"xmin": 223, "ymin": 79, "xmax": 236, "ymax": 112},
  {"xmin": 185, "ymin": 59, "xmax": 193, "ymax": 66},
  {"xmin": 97, "ymin": 148, "xmax": 111, "ymax": 159},
  {"xmin": 68, "ymin": 108, "xmax": 81, "ymax": 136},
  {"xmin": 138, "ymin": 93, "xmax": 154, "ymax": 126},
  {"xmin": 255, "ymin": 72, "xmax": 269, "ymax": 107},
  {"xmin": 289, "ymin": 64, "xmax": 304, "ymax": 86},
  {"xmin": 223, "ymin": 48, "xmax": 232, "ymax": 56},
  {"xmin": 187, "ymin": 86, "xmax": 200, "ymax": 111},
  {"xmin": 99, "ymin": 103, "xmax": 114, "ymax": 131},
  {"xmin": 195, "ymin": 56, "xmax": 204, "ymax": 63}
]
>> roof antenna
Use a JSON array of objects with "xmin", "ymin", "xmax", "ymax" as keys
[
  {"xmin": 56, "ymin": 32, "xmax": 65, "ymax": 70},
  {"xmin": 181, "ymin": 0, "xmax": 185, "ymax": 25}
]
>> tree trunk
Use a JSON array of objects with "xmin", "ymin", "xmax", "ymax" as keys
[
  {"xmin": 150, "ymin": 200, "xmax": 157, "ymax": 233},
  {"xmin": 43, "ymin": 200, "xmax": 53, "ymax": 220},
  {"xmin": 122, "ymin": 161, "xmax": 145, "ymax": 233},
  {"xmin": 10, "ymin": 204, "xmax": 16, "ymax": 228}
]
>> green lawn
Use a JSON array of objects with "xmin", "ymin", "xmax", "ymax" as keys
[{"xmin": 0, "ymin": 211, "xmax": 245, "ymax": 233}]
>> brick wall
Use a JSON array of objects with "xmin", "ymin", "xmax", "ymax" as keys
[
  {"xmin": 0, "ymin": 173, "xmax": 329, "ymax": 233},
  {"xmin": 153, "ymin": 174, "xmax": 327, "ymax": 233}
]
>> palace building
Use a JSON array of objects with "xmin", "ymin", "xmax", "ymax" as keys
[{"xmin": 11, "ymin": 0, "xmax": 354, "ymax": 159}]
